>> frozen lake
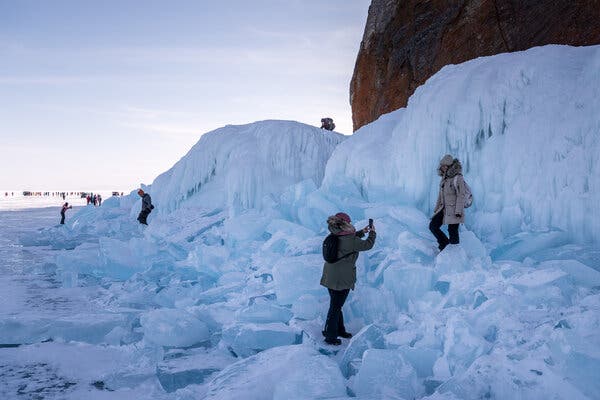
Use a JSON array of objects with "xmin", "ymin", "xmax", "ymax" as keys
[
  {"xmin": 0, "ymin": 207, "xmax": 168, "ymax": 399},
  {"xmin": 0, "ymin": 191, "xmax": 118, "ymax": 211}
]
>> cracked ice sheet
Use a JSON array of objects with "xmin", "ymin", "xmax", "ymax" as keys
[{"xmin": 0, "ymin": 341, "xmax": 170, "ymax": 399}]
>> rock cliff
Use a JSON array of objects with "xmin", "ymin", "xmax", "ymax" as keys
[{"xmin": 350, "ymin": 0, "xmax": 600, "ymax": 131}]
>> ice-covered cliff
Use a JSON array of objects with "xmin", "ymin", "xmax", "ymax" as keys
[
  {"xmin": 329, "ymin": 45, "xmax": 600, "ymax": 244},
  {"xmin": 151, "ymin": 120, "xmax": 345, "ymax": 214}
]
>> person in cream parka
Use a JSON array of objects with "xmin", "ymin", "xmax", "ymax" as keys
[{"xmin": 430, "ymin": 154, "xmax": 467, "ymax": 250}]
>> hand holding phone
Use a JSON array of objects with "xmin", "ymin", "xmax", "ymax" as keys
[{"xmin": 368, "ymin": 218, "xmax": 375, "ymax": 232}]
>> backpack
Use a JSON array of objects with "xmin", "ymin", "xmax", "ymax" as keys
[
  {"xmin": 453, "ymin": 175, "xmax": 473, "ymax": 208},
  {"xmin": 322, "ymin": 234, "xmax": 339, "ymax": 263},
  {"xmin": 322, "ymin": 234, "xmax": 357, "ymax": 263}
]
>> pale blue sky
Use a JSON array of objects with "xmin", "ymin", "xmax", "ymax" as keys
[{"xmin": 0, "ymin": 0, "xmax": 370, "ymax": 190}]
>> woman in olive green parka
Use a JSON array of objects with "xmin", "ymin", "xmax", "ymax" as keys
[{"xmin": 320, "ymin": 212, "xmax": 376, "ymax": 345}]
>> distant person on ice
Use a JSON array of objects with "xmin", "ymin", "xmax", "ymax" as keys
[
  {"xmin": 60, "ymin": 202, "xmax": 72, "ymax": 225},
  {"xmin": 136, "ymin": 189, "xmax": 154, "ymax": 225},
  {"xmin": 320, "ymin": 117, "xmax": 335, "ymax": 131},
  {"xmin": 320, "ymin": 212, "xmax": 376, "ymax": 345},
  {"xmin": 429, "ymin": 154, "xmax": 471, "ymax": 251}
]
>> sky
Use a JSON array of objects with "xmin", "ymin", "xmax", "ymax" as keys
[{"xmin": 0, "ymin": 0, "xmax": 371, "ymax": 191}]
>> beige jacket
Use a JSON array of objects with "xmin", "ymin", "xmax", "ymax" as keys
[{"xmin": 433, "ymin": 161, "xmax": 466, "ymax": 225}]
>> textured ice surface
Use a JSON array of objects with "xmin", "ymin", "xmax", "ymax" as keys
[
  {"xmin": 399, "ymin": 345, "xmax": 441, "ymax": 378},
  {"xmin": 272, "ymin": 254, "xmax": 323, "ymax": 305},
  {"xmin": 490, "ymin": 231, "xmax": 571, "ymax": 261},
  {"xmin": 140, "ymin": 309, "xmax": 210, "ymax": 347},
  {"xmin": 0, "ymin": 313, "xmax": 133, "ymax": 345},
  {"xmin": 222, "ymin": 323, "xmax": 301, "ymax": 358},
  {"xmin": 538, "ymin": 259, "xmax": 600, "ymax": 288},
  {"xmin": 383, "ymin": 264, "xmax": 434, "ymax": 310},
  {"xmin": 4, "ymin": 45, "xmax": 600, "ymax": 399},
  {"xmin": 151, "ymin": 120, "xmax": 345, "ymax": 214},
  {"xmin": 235, "ymin": 302, "xmax": 293, "ymax": 324},
  {"xmin": 204, "ymin": 345, "xmax": 347, "ymax": 400},
  {"xmin": 434, "ymin": 245, "xmax": 470, "ymax": 277},
  {"xmin": 353, "ymin": 349, "xmax": 419, "ymax": 399},
  {"xmin": 339, "ymin": 324, "xmax": 386, "ymax": 377},
  {"xmin": 323, "ymin": 45, "xmax": 600, "ymax": 244},
  {"xmin": 291, "ymin": 294, "xmax": 322, "ymax": 320},
  {"xmin": 156, "ymin": 348, "xmax": 234, "ymax": 393}
]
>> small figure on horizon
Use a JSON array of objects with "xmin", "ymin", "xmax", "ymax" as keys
[
  {"xmin": 60, "ymin": 202, "xmax": 72, "ymax": 225},
  {"xmin": 429, "ymin": 154, "xmax": 472, "ymax": 251},
  {"xmin": 93, "ymin": 194, "xmax": 98, "ymax": 206},
  {"xmin": 86, "ymin": 194, "xmax": 91, "ymax": 205},
  {"xmin": 136, "ymin": 189, "xmax": 154, "ymax": 225},
  {"xmin": 98, "ymin": 194, "xmax": 102, "ymax": 206},
  {"xmin": 320, "ymin": 117, "xmax": 336, "ymax": 131}
]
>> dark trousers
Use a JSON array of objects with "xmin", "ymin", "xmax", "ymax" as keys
[
  {"xmin": 137, "ymin": 209, "xmax": 151, "ymax": 225},
  {"xmin": 60, "ymin": 212, "xmax": 65, "ymax": 225},
  {"xmin": 429, "ymin": 210, "xmax": 459, "ymax": 250},
  {"xmin": 324, "ymin": 288, "xmax": 350, "ymax": 340}
]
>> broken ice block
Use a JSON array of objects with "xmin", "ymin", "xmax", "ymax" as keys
[
  {"xmin": 398, "ymin": 345, "xmax": 440, "ymax": 378},
  {"xmin": 383, "ymin": 264, "xmax": 434, "ymax": 310},
  {"xmin": 339, "ymin": 324, "xmax": 385, "ymax": 377},
  {"xmin": 291, "ymin": 294, "xmax": 321, "ymax": 320},
  {"xmin": 354, "ymin": 349, "xmax": 418, "ymax": 399},
  {"xmin": 222, "ymin": 323, "xmax": 301, "ymax": 358},
  {"xmin": 235, "ymin": 302, "xmax": 293, "ymax": 324},
  {"xmin": 435, "ymin": 245, "xmax": 470, "ymax": 277},
  {"xmin": 273, "ymin": 254, "xmax": 323, "ymax": 305},
  {"xmin": 140, "ymin": 308, "xmax": 210, "ymax": 347},
  {"xmin": 205, "ymin": 345, "xmax": 346, "ymax": 399},
  {"xmin": 156, "ymin": 348, "xmax": 234, "ymax": 393}
]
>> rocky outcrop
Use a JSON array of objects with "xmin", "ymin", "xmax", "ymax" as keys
[{"xmin": 350, "ymin": 0, "xmax": 600, "ymax": 131}]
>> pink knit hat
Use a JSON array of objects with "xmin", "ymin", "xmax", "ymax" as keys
[{"xmin": 335, "ymin": 212, "xmax": 351, "ymax": 223}]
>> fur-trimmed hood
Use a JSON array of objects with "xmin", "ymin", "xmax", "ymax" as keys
[
  {"xmin": 438, "ymin": 157, "xmax": 462, "ymax": 178},
  {"xmin": 327, "ymin": 215, "xmax": 356, "ymax": 236},
  {"xmin": 445, "ymin": 159, "xmax": 462, "ymax": 178}
]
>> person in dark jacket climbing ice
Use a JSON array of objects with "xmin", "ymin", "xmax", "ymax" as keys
[
  {"xmin": 320, "ymin": 212, "xmax": 376, "ymax": 345},
  {"xmin": 137, "ymin": 189, "xmax": 154, "ymax": 225},
  {"xmin": 60, "ymin": 202, "xmax": 72, "ymax": 225},
  {"xmin": 320, "ymin": 117, "xmax": 335, "ymax": 131}
]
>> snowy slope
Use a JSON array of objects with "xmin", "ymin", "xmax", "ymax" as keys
[
  {"xmin": 151, "ymin": 120, "xmax": 345, "ymax": 214},
  {"xmin": 324, "ymin": 45, "xmax": 600, "ymax": 244}
]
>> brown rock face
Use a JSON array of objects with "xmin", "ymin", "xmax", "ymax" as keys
[{"xmin": 350, "ymin": 0, "xmax": 600, "ymax": 131}]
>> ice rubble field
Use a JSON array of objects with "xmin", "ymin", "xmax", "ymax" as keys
[{"xmin": 2, "ymin": 45, "xmax": 600, "ymax": 399}]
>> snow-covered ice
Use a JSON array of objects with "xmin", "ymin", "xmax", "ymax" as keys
[{"xmin": 2, "ymin": 46, "xmax": 600, "ymax": 399}]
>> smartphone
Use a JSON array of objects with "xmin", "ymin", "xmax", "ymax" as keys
[{"xmin": 368, "ymin": 218, "xmax": 373, "ymax": 229}]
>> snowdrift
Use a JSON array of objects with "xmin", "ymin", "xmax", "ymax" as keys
[{"xmin": 10, "ymin": 45, "xmax": 600, "ymax": 399}]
